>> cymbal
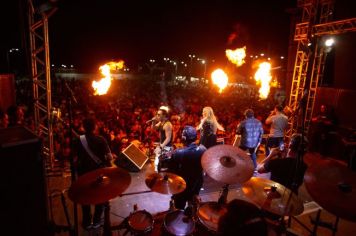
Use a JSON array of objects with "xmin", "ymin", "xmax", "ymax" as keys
[
  {"xmin": 304, "ymin": 159, "xmax": 356, "ymax": 222},
  {"xmin": 242, "ymin": 177, "xmax": 304, "ymax": 216},
  {"xmin": 68, "ymin": 167, "xmax": 131, "ymax": 205},
  {"xmin": 145, "ymin": 172, "xmax": 186, "ymax": 195},
  {"xmin": 201, "ymin": 144, "xmax": 254, "ymax": 184}
]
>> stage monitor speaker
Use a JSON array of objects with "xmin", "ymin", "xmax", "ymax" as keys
[
  {"xmin": 115, "ymin": 143, "xmax": 149, "ymax": 172},
  {"xmin": 0, "ymin": 126, "xmax": 48, "ymax": 235}
]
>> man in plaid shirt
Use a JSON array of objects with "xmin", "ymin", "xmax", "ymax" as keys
[{"xmin": 236, "ymin": 109, "xmax": 264, "ymax": 171}]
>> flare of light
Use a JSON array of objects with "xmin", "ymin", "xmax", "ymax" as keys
[
  {"xmin": 254, "ymin": 62, "xmax": 272, "ymax": 99},
  {"xmin": 225, "ymin": 46, "xmax": 246, "ymax": 67},
  {"xmin": 211, "ymin": 69, "xmax": 228, "ymax": 93},
  {"xmin": 92, "ymin": 61, "xmax": 124, "ymax": 95},
  {"xmin": 325, "ymin": 38, "xmax": 334, "ymax": 47}
]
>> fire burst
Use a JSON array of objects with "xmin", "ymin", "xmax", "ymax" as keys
[
  {"xmin": 92, "ymin": 61, "xmax": 124, "ymax": 95},
  {"xmin": 211, "ymin": 69, "xmax": 228, "ymax": 93},
  {"xmin": 225, "ymin": 46, "xmax": 246, "ymax": 67},
  {"xmin": 254, "ymin": 62, "xmax": 272, "ymax": 99}
]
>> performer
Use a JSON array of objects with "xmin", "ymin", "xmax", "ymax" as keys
[
  {"xmin": 151, "ymin": 105, "xmax": 173, "ymax": 172},
  {"xmin": 197, "ymin": 106, "xmax": 224, "ymax": 149},
  {"xmin": 265, "ymin": 105, "xmax": 288, "ymax": 157},
  {"xmin": 258, "ymin": 133, "xmax": 308, "ymax": 194},
  {"xmin": 310, "ymin": 104, "xmax": 337, "ymax": 155},
  {"xmin": 167, "ymin": 126, "xmax": 207, "ymax": 210},
  {"xmin": 235, "ymin": 109, "xmax": 264, "ymax": 171},
  {"xmin": 75, "ymin": 117, "xmax": 113, "ymax": 230}
]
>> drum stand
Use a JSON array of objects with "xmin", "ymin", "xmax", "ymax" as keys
[{"xmin": 286, "ymin": 209, "xmax": 340, "ymax": 236}]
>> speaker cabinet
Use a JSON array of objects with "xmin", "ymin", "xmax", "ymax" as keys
[
  {"xmin": 115, "ymin": 143, "xmax": 148, "ymax": 172},
  {"xmin": 0, "ymin": 126, "xmax": 48, "ymax": 235}
]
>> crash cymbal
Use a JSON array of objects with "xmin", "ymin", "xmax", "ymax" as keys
[
  {"xmin": 68, "ymin": 167, "xmax": 131, "ymax": 205},
  {"xmin": 304, "ymin": 159, "xmax": 356, "ymax": 222},
  {"xmin": 201, "ymin": 144, "xmax": 254, "ymax": 184},
  {"xmin": 242, "ymin": 177, "xmax": 304, "ymax": 216},
  {"xmin": 145, "ymin": 172, "xmax": 186, "ymax": 195}
]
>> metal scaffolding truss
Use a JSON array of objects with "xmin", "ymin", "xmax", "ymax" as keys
[
  {"xmin": 288, "ymin": 0, "xmax": 356, "ymax": 138},
  {"xmin": 287, "ymin": 0, "xmax": 320, "ymax": 137},
  {"xmin": 28, "ymin": 0, "xmax": 56, "ymax": 170},
  {"xmin": 313, "ymin": 18, "xmax": 356, "ymax": 36}
]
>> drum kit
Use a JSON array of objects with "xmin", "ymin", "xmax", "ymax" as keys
[{"xmin": 67, "ymin": 145, "xmax": 356, "ymax": 235}]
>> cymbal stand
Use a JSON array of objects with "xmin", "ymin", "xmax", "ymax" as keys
[{"xmin": 218, "ymin": 184, "xmax": 230, "ymax": 205}]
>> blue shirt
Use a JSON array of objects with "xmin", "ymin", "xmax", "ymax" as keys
[{"xmin": 236, "ymin": 117, "xmax": 264, "ymax": 148}]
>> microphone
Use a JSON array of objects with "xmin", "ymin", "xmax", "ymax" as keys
[{"xmin": 146, "ymin": 118, "xmax": 156, "ymax": 124}]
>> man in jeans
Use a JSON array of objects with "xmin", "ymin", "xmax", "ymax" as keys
[
  {"xmin": 265, "ymin": 105, "xmax": 288, "ymax": 157},
  {"xmin": 236, "ymin": 109, "xmax": 264, "ymax": 172}
]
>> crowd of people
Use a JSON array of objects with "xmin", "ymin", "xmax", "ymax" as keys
[{"xmin": 1, "ymin": 76, "xmax": 280, "ymax": 167}]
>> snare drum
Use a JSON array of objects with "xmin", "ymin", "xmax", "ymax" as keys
[
  {"xmin": 197, "ymin": 202, "xmax": 227, "ymax": 232},
  {"xmin": 127, "ymin": 210, "xmax": 154, "ymax": 234},
  {"xmin": 164, "ymin": 210, "xmax": 195, "ymax": 236}
]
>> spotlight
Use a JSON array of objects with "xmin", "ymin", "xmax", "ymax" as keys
[{"xmin": 325, "ymin": 38, "xmax": 335, "ymax": 47}]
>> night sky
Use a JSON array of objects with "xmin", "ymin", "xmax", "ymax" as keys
[{"xmin": 1, "ymin": 0, "xmax": 296, "ymax": 73}]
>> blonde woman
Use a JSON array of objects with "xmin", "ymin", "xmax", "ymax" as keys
[{"xmin": 197, "ymin": 106, "xmax": 225, "ymax": 148}]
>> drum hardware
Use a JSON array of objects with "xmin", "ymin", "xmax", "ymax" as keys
[
  {"xmin": 196, "ymin": 201, "xmax": 227, "ymax": 233},
  {"xmin": 68, "ymin": 167, "xmax": 132, "ymax": 236},
  {"xmin": 304, "ymin": 158, "xmax": 356, "ymax": 222},
  {"xmin": 47, "ymin": 189, "xmax": 75, "ymax": 236},
  {"xmin": 297, "ymin": 158, "xmax": 356, "ymax": 235},
  {"xmin": 242, "ymin": 177, "xmax": 304, "ymax": 217},
  {"xmin": 217, "ymin": 184, "xmax": 229, "ymax": 205},
  {"xmin": 110, "ymin": 204, "xmax": 155, "ymax": 236},
  {"xmin": 201, "ymin": 144, "xmax": 254, "ymax": 184},
  {"xmin": 242, "ymin": 177, "xmax": 305, "ymax": 236},
  {"xmin": 163, "ymin": 210, "xmax": 196, "ymax": 236},
  {"xmin": 145, "ymin": 172, "xmax": 186, "ymax": 195}
]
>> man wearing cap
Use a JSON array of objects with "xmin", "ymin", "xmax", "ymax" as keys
[
  {"xmin": 236, "ymin": 109, "xmax": 264, "ymax": 171},
  {"xmin": 167, "ymin": 126, "xmax": 207, "ymax": 210}
]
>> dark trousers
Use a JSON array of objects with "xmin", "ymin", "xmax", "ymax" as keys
[
  {"xmin": 239, "ymin": 145, "xmax": 257, "ymax": 169},
  {"xmin": 265, "ymin": 137, "xmax": 284, "ymax": 157},
  {"xmin": 81, "ymin": 203, "xmax": 106, "ymax": 227},
  {"xmin": 172, "ymin": 177, "xmax": 203, "ymax": 210}
]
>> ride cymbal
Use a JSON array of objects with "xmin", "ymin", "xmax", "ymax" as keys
[
  {"xmin": 304, "ymin": 159, "xmax": 356, "ymax": 222},
  {"xmin": 242, "ymin": 177, "xmax": 304, "ymax": 216},
  {"xmin": 145, "ymin": 172, "xmax": 186, "ymax": 195},
  {"xmin": 201, "ymin": 144, "xmax": 254, "ymax": 184},
  {"xmin": 68, "ymin": 167, "xmax": 131, "ymax": 205}
]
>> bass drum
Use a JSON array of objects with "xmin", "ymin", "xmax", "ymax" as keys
[
  {"xmin": 127, "ymin": 210, "xmax": 154, "ymax": 234},
  {"xmin": 163, "ymin": 210, "xmax": 195, "ymax": 236},
  {"xmin": 197, "ymin": 202, "xmax": 227, "ymax": 233}
]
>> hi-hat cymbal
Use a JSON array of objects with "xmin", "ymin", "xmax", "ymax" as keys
[
  {"xmin": 242, "ymin": 177, "xmax": 304, "ymax": 216},
  {"xmin": 304, "ymin": 159, "xmax": 356, "ymax": 222},
  {"xmin": 68, "ymin": 167, "xmax": 131, "ymax": 205},
  {"xmin": 201, "ymin": 144, "xmax": 254, "ymax": 184},
  {"xmin": 145, "ymin": 172, "xmax": 186, "ymax": 195}
]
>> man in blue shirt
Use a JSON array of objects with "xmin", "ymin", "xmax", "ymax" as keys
[{"xmin": 236, "ymin": 109, "xmax": 264, "ymax": 171}]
